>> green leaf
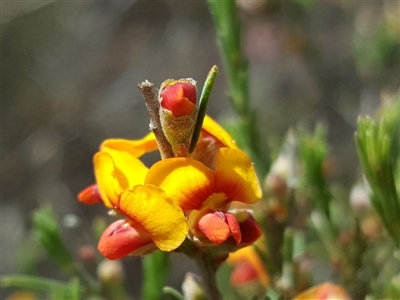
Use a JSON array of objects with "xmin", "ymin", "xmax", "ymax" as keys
[
  {"xmin": 354, "ymin": 99, "xmax": 400, "ymax": 246},
  {"xmin": 189, "ymin": 65, "xmax": 219, "ymax": 153}
]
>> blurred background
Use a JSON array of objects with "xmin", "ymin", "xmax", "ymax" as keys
[{"xmin": 2, "ymin": 0, "xmax": 399, "ymax": 298}]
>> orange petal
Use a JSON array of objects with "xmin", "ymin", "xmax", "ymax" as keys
[
  {"xmin": 118, "ymin": 186, "xmax": 188, "ymax": 251},
  {"xmin": 198, "ymin": 212, "xmax": 231, "ymax": 244},
  {"xmin": 78, "ymin": 184, "xmax": 103, "ymax": 205},
  {"xmin": 98, "ymin": 219, "xmax": 153, "ymax": 260},
  {"xmin": 214, "ymin": 148, "xmax": 261, "ymax": 204},
  {"xmin": 203, "ymin": 115, "xmax": 238, "ymax": 149},
  {"xmin": 145, "ymin": 158, "xmax": 215, "ymax": 211}
]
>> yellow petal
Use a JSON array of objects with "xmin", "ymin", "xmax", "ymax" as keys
[
  {"xmin": 118, "ymin": 186, "xmax": 188, "ymax": 251},
  {"xmin": 101, "ymin": 134, "xmax": 158, "ymax": 158},
  {"xmin": 145, "ymin": 158, "xmax": 215, "ymax": 211},
  {"xmin": 100, "ymin": 139, "xmax": 150, "ymax": 189},
  {"xmin": 94, "ymin": 152, "xmax": 122, "ymax": 208},
  {"xmin": 203, "ymin": 115, "xmax": 238, "ymax": 149},
  {"xmin": 214, "ymin": 148, "xmax": 261, "ymax": 204}
]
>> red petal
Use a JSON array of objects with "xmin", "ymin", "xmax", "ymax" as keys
[
  {"xmin": 78, "ymin": 184, "xmax": 103, "ymax": 205},
  {"xmin": 98, "ymin": 220, "xmax": 153, "ymax": 260},
  {"xmin": 160, "ymin": 81, "xmax": 196, "ymax": 117},
  {"xmin": 226, "ymin": 213, "xmax": 241, "ymax": 244},
  {"xmin": 238, "ymin": 214, "xmax": 262, "ymax": 246}
]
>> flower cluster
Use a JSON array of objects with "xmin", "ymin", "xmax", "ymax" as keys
[{"xmin": 78, "ymin": 79, "xmax": 262, "ymax": 260}]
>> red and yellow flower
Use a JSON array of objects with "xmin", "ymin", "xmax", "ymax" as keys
[{"xmin": 78, "ymin": 115, "xmax": 261, "ymax": 260}]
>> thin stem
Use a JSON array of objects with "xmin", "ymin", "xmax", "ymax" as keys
[
  {"xmin": 207, "ymin": 0, "xmax": 269, "ymax": 174},
  {"xmin": 194, "ymin": 252, "xmax": 222, "ymax": 300},
  {"xmin": 138, "ymin": 81, "xmax": 174, "ymax": 159}
]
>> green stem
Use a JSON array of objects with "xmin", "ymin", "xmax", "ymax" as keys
[
  {"xmin": 194, "ymin": 252, "xmax": 222, "ymax": 300},
  {"xmin": 142, "ymin": 251, "xmax": 170, "ymax": 300},
  {"xmin": 207, "ymin": 0, "xmax": 268, "ymax": 174}
]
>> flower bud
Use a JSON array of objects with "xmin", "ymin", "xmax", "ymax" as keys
[
  {"xmin": 160, "ymin": 80, "xmax": 197, "ymax": 117},
  {"xmin": 159, "ymin": 79, "xmax": 198, "ymax": 156}
]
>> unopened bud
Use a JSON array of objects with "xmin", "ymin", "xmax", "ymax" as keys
[
  {"xmin": 159, "ymin": 79, "xmax": 198, "ymax": 156},
  {"xmin": 160, "ymin": 80, "xmax": 197, "ymax": 117}
]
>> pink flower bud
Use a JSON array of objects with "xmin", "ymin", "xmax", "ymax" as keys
[{"xmin": 160, "ymin": 80, "xmax": 197, "ymax": 117}]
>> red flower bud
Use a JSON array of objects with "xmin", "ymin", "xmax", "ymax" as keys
[
  {"xmin": 98, "ymin": 219, "xmax": 153, "ymax": 260},
  {"xmin": 78, "ymin": 184, "xmax": 103, "ymax": 205},
  {"xmin": 160, "ymin": 80, "xmax": 197, "ymax": 117}
]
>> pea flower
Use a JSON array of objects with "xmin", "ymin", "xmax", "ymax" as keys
[
  {"xmin": 159, "ymin": 79, "xmax": 198, "ymax": 154},
  {"xmin": 79, "ymin": 114, "xmax": 261, "ymax": 259},
  {"xmin": 146, "ymin": 146, "xmax": 261, "ymax": 246}
]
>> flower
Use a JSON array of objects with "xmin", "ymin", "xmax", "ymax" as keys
[
  {"xmin": 78, "ymin": 115, "xmax": 260, "ymax": 259},
  {"xmin": 94, "ymin": 154, "xmax": 188, "ymax": 259},
  {"xmin": 78, "ymin": 115, "xmax": 237, "ymax": 208},
  {"xmin": 146, "ymin": 147, "xmax": 261, "ymax": 246},
  {"xmin": 293, "ymin": 282, "xmax": 351, "ymax": 300}
]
